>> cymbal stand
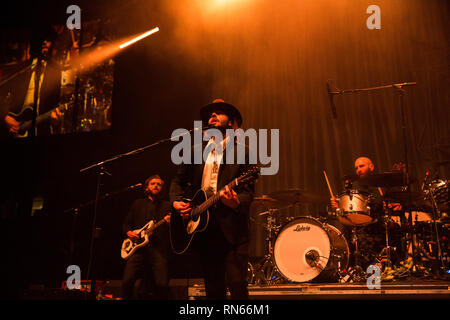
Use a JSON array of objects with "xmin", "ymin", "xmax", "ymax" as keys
[
  {"xmin": 348, "ymin": 226, "xmax": 368, "ymax": 282},
  {"xmin": 427, "ymin": 188, "xmax": 446, "ymax": 276},
  {"xmin": 379, "ymin": 207, "xmax": 393, "ymax": 269},
  {"xmin": 253, "ymin": 209, "xmax": 282, "ymax": 285}
]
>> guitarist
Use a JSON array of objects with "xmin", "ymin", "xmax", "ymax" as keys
[
  {"xmin": 122, "ymin": 175, "xmax": 172, "ymax": 300},
  {"xmin": 169, "ymin": 99, "xmax": 255, "ymax": 300},
  {"xmin": 1, "ymin": 30, "xmax": 62, "ymax": 138}
]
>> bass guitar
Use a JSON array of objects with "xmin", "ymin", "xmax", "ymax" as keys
[
  {"xmin": 121, "ymin": 217, "xmax": 168, "ymax": 259},
  {"xmin": 170, "ymin": 165, "xmax": 260, "ymax": 254}
]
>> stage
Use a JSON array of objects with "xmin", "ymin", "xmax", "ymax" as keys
[{"xmin": 186, "ymin": 280, "xmax": 450, "ymax": 300}]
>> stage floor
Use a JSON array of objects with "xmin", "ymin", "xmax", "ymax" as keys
[{"xmin": 187, "ymin": 280, "xmax": 450, "ymax": 300}]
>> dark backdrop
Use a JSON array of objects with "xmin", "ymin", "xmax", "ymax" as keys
[{"xmin": 0, "ymin": 0, "xmax": 448, "ymax": 296}]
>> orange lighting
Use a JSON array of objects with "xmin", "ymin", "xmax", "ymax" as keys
[
  {"xmin": 68, "ymin": 27, "xmax": 160, "ymax": 74},
  {"xmin": 119, "ymin": 27, "xmax": 160, "ymax": 49}
]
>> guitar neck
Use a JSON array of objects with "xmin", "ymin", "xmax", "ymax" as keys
[
  {"xmin": 153, "ymin": 218, "xmax": 167, "ymax": 229},
  {"xmin": 19, "ymin": 104, "xmax": 66, "ymax": 131},
  {"xmin": 145, "ymin": 217, "xmax": 168, "ymax": 235},
  {"xmin": 193, "ymin": 179, "xmax": 238, "ymax": 217}
]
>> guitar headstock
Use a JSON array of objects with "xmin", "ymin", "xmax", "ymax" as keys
[{"xmin": 237, "ymin": 165, "xmax": 260, "ymax": 185}]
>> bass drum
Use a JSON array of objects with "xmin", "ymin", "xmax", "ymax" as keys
[{"xmin": 273, "ymin": 217, "xmax": 349, "ymax": 283}]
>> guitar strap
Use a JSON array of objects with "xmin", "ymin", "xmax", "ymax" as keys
[{"xmin": 23, "ymin": 58, "xmax": 47, "ymax": 114}]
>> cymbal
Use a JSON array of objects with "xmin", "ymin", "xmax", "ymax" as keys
[
  {"xmin": 268, "ymin": 188, "xmax": 329, "ymax": 205},
  {"xmin": 343, "ymin": 172, "xmax": 406, "ymax": 187},
  {"xmin": 253, "ymin": 195, "xmax": 292, "ymax": 209}
]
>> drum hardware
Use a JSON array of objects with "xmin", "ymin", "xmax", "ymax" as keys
[
  {"xmin": 346, "ymin": 227, "xmax": 369, "ymax": 282},
  {"xmin": 424, "ymin": 183, "xmax": 447, "ymax": 275},
  {"xmin": 250, "ymin": 209, "xmax": 284, "ymax": 285},
  {"xmin": 378, "ymin": 187, "xmax": 434, "ymax": 277},
  {"xmin": 246, "ymin": 261, "xmax": 255, "ymax": 284},
  {"xmin": 425, "ymin": 179, "xmax": 449, "ymax": 220},
  {"xmin": 267, "ymin": 189, "xmax": 329, "ymax": 206},
  {"xmin": 253, "ymin": 195, "xmax": 292, "ymax": 210},
  {"xmin": 379, "ymin": 208, "xmax": 395, "ymax": 269}
]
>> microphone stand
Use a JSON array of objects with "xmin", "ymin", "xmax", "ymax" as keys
[
  {"xmin": 328, "ymin": 80, "xmax": 419, "ymax": 274},
  {"xmin": 65, "ymin": 181, "xmax": 142, "ymax": 267},
  {"xmin": 327, "ymin": 81, "xmax": 417, "ymax": 96},
  {"xmin": 79, "ymin": 126, "xmax": 201, "ymax": 299}
]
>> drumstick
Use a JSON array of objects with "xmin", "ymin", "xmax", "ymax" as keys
[
  {"xmin": 377, "ymin": 187, "xmax": 384, "ymax": 197},
  {"xmin": 323, "ymin": 170, "xmax": 335, "ymax": 200}
]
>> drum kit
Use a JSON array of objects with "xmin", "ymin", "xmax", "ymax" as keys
[{"xmin": 248, "ymin": 171, "xmax": 450, "ymax": 285}]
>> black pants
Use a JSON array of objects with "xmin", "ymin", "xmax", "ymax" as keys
[
  {"xmin": 195, "ymin": 227, "xmax": 249, "ymax": 300},
  {"xmin": 122, "ymin": 246, "xmax": 170, "ymax": 300}
]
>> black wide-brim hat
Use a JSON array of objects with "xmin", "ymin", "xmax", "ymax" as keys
[{"xmin": 200, "ymin": 99, "xmax": 243, "ymax": 127}]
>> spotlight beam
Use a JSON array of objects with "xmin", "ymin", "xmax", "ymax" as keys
[{"xmin": 119, "ymin": 27, "xmax": 160, "ymax": 49}]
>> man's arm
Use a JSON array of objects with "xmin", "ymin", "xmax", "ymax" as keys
[{"xmin": 169, "ymin": 163, "xmax": 194, "ymax": 214}]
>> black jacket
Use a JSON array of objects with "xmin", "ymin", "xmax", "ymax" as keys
[{"xmin": 169, "ymin": 142, "xmax": 255, "ymax": 246}]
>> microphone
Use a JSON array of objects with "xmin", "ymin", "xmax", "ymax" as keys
[
  {"xmin": 130, "ymin": 183, "xmax": 143, "ymax": 190},
  {"xmin": 191, "ymin": 124, "xmax": 213, "ymax": 133},
  {"xmin": 326, "ymin": 80, "xmax": 337, "ymax": 119},
  {"xmin": 305, "ymin": 250, "xmax": 319, "ymax": 268}
]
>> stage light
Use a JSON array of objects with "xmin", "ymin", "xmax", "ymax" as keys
[
  {"xmin": 67, "ymin": 27, "xmax": 160, "ymax": 75},
  {"xmin": 119, "ymin": 27, "xmax": 160, "ymax": 49}
]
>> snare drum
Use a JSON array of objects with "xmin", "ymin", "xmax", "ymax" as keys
[
  {"xmin": 273, "ymin": 217, "xmax": 349, "ymax": 283},
  {"xmin": 337, "ymin": 190, "xmax": 372, "ymax": 226}
]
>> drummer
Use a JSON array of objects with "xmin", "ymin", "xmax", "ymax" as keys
[
  {"xmin": 330, "ymin": 156, "xmax": 404, "ymax": 265},
  {"xmin": 331, "ymin": 156, "xmax": 403, "ymax": 213},
  {"xmin": 330, "ymin": 156, "xmax": 383, "ymax": 214}
]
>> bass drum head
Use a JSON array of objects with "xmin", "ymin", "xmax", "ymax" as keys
[
  {"xmin": 313, "ymin": 224, "xmax": 349, "ymax": 283},
  {"xmin": 273, "ymin": 217, "xmax": 331, "ymax": 283}
]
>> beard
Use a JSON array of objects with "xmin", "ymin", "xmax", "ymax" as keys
[{"xmin": 145, "ymin": 188, "xmax": 161, "ymax": 198}]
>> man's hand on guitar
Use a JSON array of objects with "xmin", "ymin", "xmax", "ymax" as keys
[
  {"xmin": 220, "ymin": 185, "xmax": 240, "ymax": 209},
  {"xmin": 4, "ymin": 115, "xmax": 19, "ymax": 134},
  {"xmin": 163, "ymin": 214, "xmax": 171, "ymax": 223},
  {"xmin": 126, "ymin": 230, "xmax": 140, "ymax": 242},
  {"xmin": 50, "ymin": 108, "xmax": 62, "ymax": 124},
  {"xmin": 173, "ymin": 201, "xmax": 191, "ymax": 219}
]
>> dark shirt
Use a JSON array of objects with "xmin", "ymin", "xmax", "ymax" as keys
[
  {"xmin": 122, "ymin": 197, "xmax": 172, "ymax": 255},
  {"xmin": 353, "ymin": 181, "xmax": 384, "ymax": 213}
]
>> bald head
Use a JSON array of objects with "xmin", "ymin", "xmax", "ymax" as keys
[{"xmin": 354, "ymin": 157, "xmax": 374, "ymax": 178}]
